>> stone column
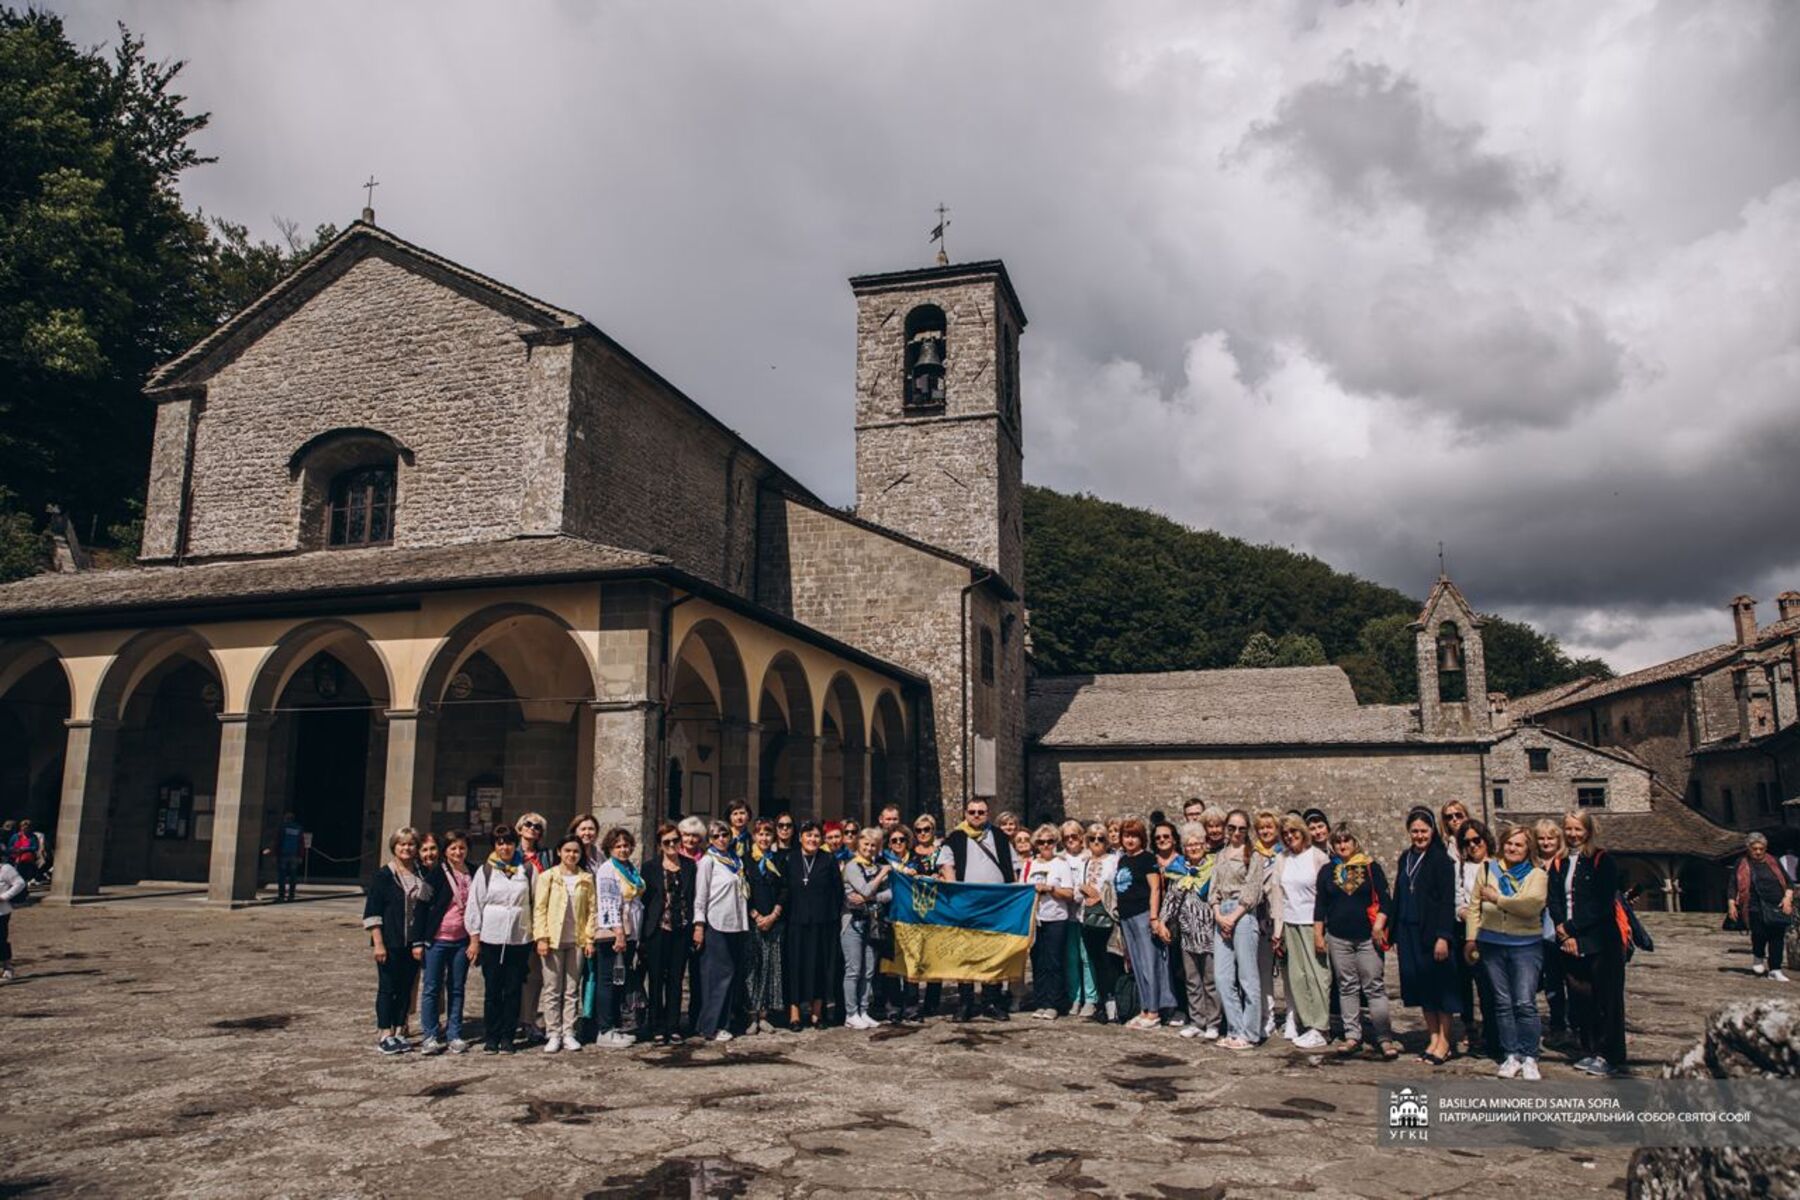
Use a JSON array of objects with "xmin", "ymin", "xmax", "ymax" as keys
[
  {"xmin": 719, "ymin": 719, "xmax": 761, "ymax": 817},
  {"xmin": 590, "ymin": 700, "xmax": 660, "ymax": 846},
  {"xmin": 48, "ymin": 718, "xmax": 119, "ymax": 902},
  {"xmin": 1665, "ymin": 859, "xmax": 1683, "ymax": 914},
  {"xmin": 843, "ymin": 745, "xmax": 870, "ymax": 826},
  {"xmin": 207, "ymin": 713, "xmax": 273, "ymax": 906},
  {"xmin": 784, "ymin": 734, "xmax": 820, "ymax": 820},
  {"xmin": 380, "ymin": 710, "xmax": 438, "ymax": 853}
]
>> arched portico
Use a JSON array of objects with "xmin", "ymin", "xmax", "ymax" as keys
[
  {"xmin": 820, "ymin": 672, "xmax": 867, "ymax": 823},
  {"xmin": 869, "ymin": 689, "xmax": 910, "ymax": 818},
  {"xmin": 666, "ymin": 620, "xmax": 752, "ymax": 821},
  {"xmin": 758, "ymin": 652, "xmax": 818, "ymax": 819},
  {"xmin": 0, "ymin": 640, "xmax": 70, "ymax": 876}
]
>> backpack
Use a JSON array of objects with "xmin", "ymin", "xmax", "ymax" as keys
[{"xmin": 1111, "ymin": 970, "xmax": 1139, "ymax": 1023}]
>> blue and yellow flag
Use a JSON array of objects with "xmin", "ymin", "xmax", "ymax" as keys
[{"xmin": 883, "ymin": 873, "xmax": 1036, "ymax": 984}]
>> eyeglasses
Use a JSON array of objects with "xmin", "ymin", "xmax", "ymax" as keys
[
  {"xmin": 1034, "ymin": 838, "xmax": 1055, "ymax": 846},
  {"xmin": 1225, "ymin": 825, "xmax": 1248, "ymax": 834},
  {"xmin": 1086, "ymin": 835, "xmax": 1106, "ymax": 843},
  {"xmin": 888, "ymin": 835, "xmax": 909, "ymax": 844},
  {"xmin": 521, "ymin": 820, "xmax": 544, "ymax": 830},
  {"xmin": 660, "ymin": 837, "xmax": 678, "ymax": 846},
  {"xmin": 913, "ymin": 824, "xmax": 933, "ymax": 832},
  {"xmin": 1461, "ymin": 837, "xmax": 1484, "ymax": 848},
  {"xmin": 1153, "ymin": 833, "xmax": 1174, "ymax": 841}
]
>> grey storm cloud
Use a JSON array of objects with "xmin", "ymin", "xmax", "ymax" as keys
[
  {"xmin": 1239, "ymin": 60, "xmax": 1543, "ymax": 236},
  {"xmin": 39, "ymin": 0, "xmax": 1800, "ymax": 672}
]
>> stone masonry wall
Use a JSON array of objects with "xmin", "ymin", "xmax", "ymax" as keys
[
  {"xmin": 757, "ymin": 492, "xmax": 1014, "ymax": 817},
  {"xmin": 1484, "ymin": 728, "xmax": 1652, "ymax": 816},
  {"xmin": 565, "ymin": 340, "xmax": 762, "ymax": 595},
  {"xmin": 1542, "ymin": 682, "xmax": 1698, "ymax": 802},
  {"xmin": 174, "ymin": 252, "xmax": 539, "ymax": 558},
  {"xmin": 1030, "ymin": 746, "xmax": 1487, "ymax": 865}
]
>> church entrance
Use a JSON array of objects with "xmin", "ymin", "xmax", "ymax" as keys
[{"xmin": 291, "ymin": 708, "xmax": 370, "ymax": 879}]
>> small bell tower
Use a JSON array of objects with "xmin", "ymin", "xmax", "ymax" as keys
[
  {"xmin": 1412, "ymin": 575, "xmax": 1490, "ymax": 737},
  {"xmin": 848, "ymin": 259, "xmax": 1025, "ymax": 589}
]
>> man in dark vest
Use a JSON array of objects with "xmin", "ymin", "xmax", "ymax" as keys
[{"xmin": 935, "ymin": 798, "xmax": 1014, "ymax": 1021}]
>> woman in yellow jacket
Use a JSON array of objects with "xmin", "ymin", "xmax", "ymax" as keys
[
  {"xmin": 534, "ymin": 835, "xmax": 597, "ymax": 1053},
  {"xmin": 1464, "ymin": 823, "xmax": 1549, "ymax": 1081}
]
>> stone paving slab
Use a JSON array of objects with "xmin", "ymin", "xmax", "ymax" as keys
[{"xmin": 0, "ymin": 901, "xmax": 1768, "ymax": 1197}]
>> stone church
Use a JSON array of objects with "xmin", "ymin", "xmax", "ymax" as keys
[
  {"xmin": 0, "ymin": 221, "xmax": 1024, "ymax": 903},
  {"xmin": 0, "ymin": 221, "xmax": 1738, "ymax": 908}
]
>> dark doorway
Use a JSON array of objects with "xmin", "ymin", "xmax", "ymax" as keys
[{"xmin": 292, "ymin": 709, "xmax": 370, "ymax": 878}]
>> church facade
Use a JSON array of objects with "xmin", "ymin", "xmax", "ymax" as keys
[{"xmin": 0, "ymin": 223, "xmax": 1025, "ymax": 903}]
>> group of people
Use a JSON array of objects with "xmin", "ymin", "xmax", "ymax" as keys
[
  {"xmin": 361, "ymin": 795, "xmax": 1699, "ymax": 1081},
  {"xmin": 0, "ymin": 817, "xmax": 46, "ymax": 984}
]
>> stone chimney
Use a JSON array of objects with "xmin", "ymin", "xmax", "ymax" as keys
[
  {"xmin": 1488, "ymin": 691, "xmax": 1512, "ymax": 731},
  {"xmin": 1731, "ymin": 594, "xmax": 1758, "ymax": 646},
  {"xmin": 1779, "ymin": 590, "xmax": 1800, "ymax": 624},
  {"xmin": 1733, "ymin": 664, "xmax": 1754, "ymax": 741}
]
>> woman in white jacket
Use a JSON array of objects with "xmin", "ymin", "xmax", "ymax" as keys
[
  {"xmin": 467, "ymin": 825, "xmax": 536, "ymax": 1054},
  {"xmin": 0, "ymin": 857, "xmax": 27, "ymax": 981},
  {"xmin": 693, "ymin": 819, "xmax": 750, "ymax": 1043}
]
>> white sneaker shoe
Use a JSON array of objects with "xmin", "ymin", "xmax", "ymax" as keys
[
  {"xmin": 1772, "ymin": 970, "xmax": 1791, "ymax": 983},
  {"xmin": 1202, "ymin": 1025, "xmax": 1220, "ymax": 1041},
  {"xmin": 544, "ymin": 1034, "xmax": 562, "ymax": 1054},
  {"xmin": 713, "ymin": 1030, "xmax": 734, "ymax": 1043},
  {"xmin": 1520, "ymin": 1058, "xmax": 1542, "ymax": 1081},
  {"xmin": 1497, "ymin": 1055, "xmax": 1522, "ymax": 1079},
  {"xmin": 1076, "ymin": 1002, "xmax": 1096, "ymax": 1018},
  {"xmin": 563, "ymin": 1036, "xmax": 582, "ymax": 1052},
  {"xmin": 1179, "ymin": 1023, "xmax": 1203, "ymax": 1038},
  {"xmin": 1283, "ymin": 1012, "xmax": 1299, "ymax": 1041},
  {"xmin": 1034, "ymin": 1007, "xmax": 1056, "ymax": 1020},
  {"xmin": 1753, "ymin": 959, "xmax": 1768, "ymax": 976},
  {"xmin": 1293, "ymin": 1029, "xmax": 1328, "ymax": 1050}
]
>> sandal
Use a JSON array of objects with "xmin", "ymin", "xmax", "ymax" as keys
[
  {"xmin": 1335, "ymin": 1040, "xmax": 1362, "ymax": 1057},
  {"xmin": 1420, "ymin": 1051, "xmax": 1449, "ymax": 1066}
]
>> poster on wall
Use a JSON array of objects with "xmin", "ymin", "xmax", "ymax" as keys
[
  {"xmin": 154, "ymin": 782, "xmax": 194, "ymax": 840},
  {"xmin": 194, "ymin": 814, "xmax": 214, "ymax": 841},
  {"xmin": 688, "ymin": 771, "xmax": 714, "ymax": 817}
]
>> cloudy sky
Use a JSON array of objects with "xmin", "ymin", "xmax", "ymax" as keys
[{"xmin": 53, "ymin": 1, "xmax": 1800, "ymax": 671}]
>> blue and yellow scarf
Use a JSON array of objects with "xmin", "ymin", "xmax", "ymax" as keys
[{"xmin": 1491, "ymin": 859, "xmax": 1533, "ymax": 898}]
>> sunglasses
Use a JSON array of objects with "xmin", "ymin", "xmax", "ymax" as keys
[
  {"xmin": 1087, "ymin": 835, "xmax": 1106, "ymax": 843},
  {"xmin": 1034, "ymin": 838, "xmax": 1055, "ymax": 846},
  {"xmin": 776, "ymin": 822, "xmax": 793, "ymax": 829},
  {"xmin": 913, "ymin": 824, "xmax": 933, "ymax": 832},
  {"xmin": 1461, "ymin": 837, "xmax": 1484, "ymax": 848},
  {"xmin": 1154, "ymin": 832, "xmax": 1174, "ymax": 840},
  {"xmin": 1226, "ymin": 824, "xmax": 1248, "ymax": 833},
  {"xmin": 521, "ymin": 821, "xmax": 544, "ymax": 830},
  {"xmin": 660, "ymin": 837, "xmax": 678, "ymax": 846}
]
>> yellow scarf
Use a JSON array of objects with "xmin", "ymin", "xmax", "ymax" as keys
[
  {"xmin": 852, "ymin": 852, "xmax": 875, "ymax": 868},
  {"xmin": 1333, "ymin": 851, "xmax": 1373, "ymax": 894},
  {"xmin": 485, "ymin": 851, "xmax": 519, "ymax": 877},
  {"xmin": 955, "ymin": 820, "xmax": 987, "ymax": 841},
  {"xmin": 1254, "ymin": 840, "xmax": 1278, "ymax": 858}
]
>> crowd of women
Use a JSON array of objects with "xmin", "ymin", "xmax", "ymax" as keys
[{"xmin": 361, "ymin": 796, "xmax": 1718, "ymax": 1081}]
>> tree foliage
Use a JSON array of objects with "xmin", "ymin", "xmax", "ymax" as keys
[
  {"xmin": 0, "ymin": 9, "xmax": 333, "ymax": 561},
  {"xmin": 1023, "ymin": 487, "xmax": 1612, "ymax": 700}
]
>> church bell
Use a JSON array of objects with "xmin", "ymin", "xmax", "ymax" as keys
[
  {"xmin": 1437, "ymin": 633, "xmax": 1464, "ymax": 673},
  {"xmin": 912, "ymin": 336, "xmax": 944, "ymax": 370}
]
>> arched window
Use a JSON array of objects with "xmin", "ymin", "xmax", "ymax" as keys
[
  {"xmin": 289, "ymin": 428, "xmax": 410, "ymax": 551},
  {"xmin": 327, "ymin": 466, "xmax": 395, "ymax": 547},
  {"xmin": 904, "ymin": 304, "xmax": 947, "ymax": 409}
]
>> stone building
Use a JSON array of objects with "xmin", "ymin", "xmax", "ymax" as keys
[
  {"xmin": 1031, "ymin": 578, "xmax": 1739, "ymax": 907},
  {"xmin": 0, "ymin": 223, "xmax": 1025, "ymax": 903},
  {"xmin": 1511, "ymin": 592, "xmax": 1800, "ymax": 844}
]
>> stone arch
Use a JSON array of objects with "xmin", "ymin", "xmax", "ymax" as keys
[
  {"xmin": 667, "ymin": 620, "xmax": 752, "ymax": 821},
  {"xmin": 416, "ymin": 603, "xmax": 598, "ymax": 846},
  {"xmin": 0, "ymin": 639, "xmax": 72, "ymax": 841},
  {"xmin": 869, "ymin": 688, "xmax": 910, "ymax": 818},
  {"xmin": 91, "ymin": 628, "xmax": 227, "ymax": 724},
  {"xmin": 820, "ymin": 671, "xmax": 867, "ymax": 823},
  {"xmin": 246, "ymin": 619, "xmax": 394, "ymax": 714},
  {"xmin": 757, "ymin": 652, "xmax": 816, "ymax": 818}
]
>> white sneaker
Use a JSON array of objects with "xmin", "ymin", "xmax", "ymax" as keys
[
  {"xmin": 0, "ymin": 967, "xmax": 13, "ymax": 982},
  {"xmin": 1772, "ymin": 970, "xmax": 1791, "ymax": 983},
  {"xmin": 1179, "ymin": 1023, "xmax": 1204, "ymax": 1038},
  {"xmin": 563, "ymin": 1036, "xmax": 582, "ymax": 1052},
  {"xmin": 1076, "ymin": 1002, "xmax": 1096, "ymax": 1018},
  {"xmin": 1497, "ymin": 1055, "xmax": 1522, "ymax": 1079},
  {"xmin": 1293, "ymin": 1029, "xmax": 1328, "ymax": 1050},
  {"xmin": 544, "ymin": 1034, "xmax": 562, "ymax": 1054},
  {"xmin": 1753, "ymin": 959, "xmax": 1768, "ymax": 976},
  {"xmin": 1034, "ymin": 1007, "xmax": 1056, "ymax": 1020},
  {"xmin": 1202, "ymin": 1025, "xmax": 1220, "ymax": 1041},
  {"xmin": 848, "ymin": 1013, "xmax": 871, "ymax": 1030},
  {"xmin": 1283, "ymin": 1012, "xmax": 1299, "ymax": 1041},
  {"xmin": 713, "ymin": 1030, "xmax": 734, "ymax": 1043},
  {"xmin": 1520, "ymin": 1058, "xmax": 1542, "ymax": 1081}
]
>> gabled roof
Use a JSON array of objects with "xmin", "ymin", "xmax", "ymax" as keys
[
  {"xmin": 1411, "ymin": 574, "xmax": 1482, "ymax": 631},
  {"xmin": 1506, "ymin": 796, "xmax": 1742, "ymax": 860},
  {"xmin": 1488, "ymin": 724, "xmax": 1655, "ymax": 773},
  {"xmin": 1029, "ymin": 666, "xmax": 1454, "ymax": 749},
  {"xmin": 148, "ymin": 222, "xmax": 585, "ymax": 390}
]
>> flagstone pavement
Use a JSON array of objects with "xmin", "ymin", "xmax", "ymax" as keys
[{"xmin": 0, "ymin": 896, "xmax": 1769, "ymax": 1198}]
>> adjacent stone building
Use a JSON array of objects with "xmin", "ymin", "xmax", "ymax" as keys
[{"xmin": 0, "ymin": 223, "xmax": 1026, "ymax": 903}]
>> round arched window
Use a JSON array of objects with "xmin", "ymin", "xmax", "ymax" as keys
[{"xmin": 327, "ymin": 466, "xmax": 395, "ymax": 547}]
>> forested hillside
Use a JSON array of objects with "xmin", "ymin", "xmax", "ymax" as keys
[{"xmin": 1023, "ymin": 487, "xmax": 1611, "ymax": 704}]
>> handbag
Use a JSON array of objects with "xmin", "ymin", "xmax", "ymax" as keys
[{"xmin": 1757, "ymin": 897, "xmax": 1793, "ymax": 931}]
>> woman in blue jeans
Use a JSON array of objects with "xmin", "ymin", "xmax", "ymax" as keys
[
  {"xmin": 1466, "ymin": 823, "xmax": 1548, "ymax": 1080},
  {"xmin": 1209, "ymin": 809, "xmax": 1270, "ymax": 1049},
  {"xmin": 411, "ymin": 830, "xmax": 474, "ymax": 1054}
]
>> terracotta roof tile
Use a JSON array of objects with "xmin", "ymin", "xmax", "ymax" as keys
[{"xmin": 1507, "ymin": 795, "xmax": 1742, "ymax": 859}]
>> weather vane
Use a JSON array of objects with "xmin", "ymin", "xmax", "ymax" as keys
[
  {"xmin": 929, "ymin": 202, "xmax": 950, "ymax": 265},
  {"xmin": 361, "ymin": 175, "xmax": 379, "ymax": 223}
]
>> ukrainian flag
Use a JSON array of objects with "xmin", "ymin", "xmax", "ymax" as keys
[{"xmin": 884, "ymin": 873, "xmax": 1036, "ymax": 984}]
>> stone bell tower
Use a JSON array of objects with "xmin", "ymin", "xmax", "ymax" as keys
[
  {"xmin": 848, "ymin": 260, "xmax": 1026, "ymax": 590},
  {"xmin": 1413, "ymin": 575, "xmax": 1491, "ymax": 737}
]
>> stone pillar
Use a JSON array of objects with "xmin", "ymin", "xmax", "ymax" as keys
[
  {"xmin": 785, "ymin": 734, "xmax": 819, "ymax": 820},
  {"xmin": 207, "ymin": 714, "xmax": 273, "ymax": 906},
  {"xmin": 1665, "ymin": 859, "xmax": 1683, "ymax": 914},
  {"xmin": 590, "ymin": 700, "xmax": 659, "ymax": 846},
  {"xmin": 48, "ymin": 718, "xmax": 119, "ymax": 902},
  {"xmin": 720, "ymin": 719, "xmax": 761, "ymax": 817},
  {"xmin": 379, "ymin": 710, "xmax": 438, "ymax": 856},
  {"xmin": 844, "ymin": 745, "xmax": 870, "ymax": 826}
]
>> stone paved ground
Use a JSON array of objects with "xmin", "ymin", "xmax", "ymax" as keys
[{"xmin": 0, "ymin": 896, "xmax": 1773, "ymax": 1198}]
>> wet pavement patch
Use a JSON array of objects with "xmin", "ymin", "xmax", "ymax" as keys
[
  {"xmin": 211, "ymin": 1014, "xmax": 296, "ymax": 1032},
  {"xmin": 1026, "ymin": 1150, "xmax": 1080, "ymax": 1165},
  {"xmin": 867, "ymin": 1022, "xmax": 924, "ymax": 1042},
  {"xmin": 1250, "ymin": 1106, "xmax": 1312, "ymax": 1120},
  {"xmin": 10, "ymin": 1012, "xmax": 54, "ymax": 1020},
  {"xmin": 1117, "ymin": 1051, "xmax": 1185, "ymax": 1069},
  {"xmin": 417, "ymin": 1076, "xmax": 487, "ymax": 1102},
  {"xmin": 1109, "ymin": 1075, "xmax": 1181, "ymax": 1102},
  {"xmin": 649, "ymin": 1047, "xmax": 797, "ymax": 1070},
  {"xmin": 0, "ymin": 1177, "xmax": 60, "ymax": 1197},
  {"xmin": 581, "ymin": 1156, "xmax": 754, "ymax": 1198},
  {"xmin": 514, "ymin": 1098, "xmax": 605, "ymax": 1126},
  {"xmin": 1281, "ymin": 1096, "xmax": 1336, "ymax": 1112},
  {"xmin": 1155, "ymin": 1186, "xmax": 1227, "ymax": 1200}
]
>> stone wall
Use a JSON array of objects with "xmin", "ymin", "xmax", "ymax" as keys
[
  {"xmin": 1029, "ymin": 745, "xmax": 1487, "ymax": 864},
  {"xmin": 565, "ymin": 340, "xmax": 765, "ymax": 594},
  {"xmin": 1693, "ymin": 749, "xmax": 1786, "ymax": 830},
  {"xmin": 1542, "ymin": 682, "xmax": 1697, "ymax": 801},
  {"xmin": 1485, "ymin": 727, "xmax": 1652, "ymax": 817},
  {"xmin": 170, "ymin": 251, "xmax": 543, "ymax": 559}
]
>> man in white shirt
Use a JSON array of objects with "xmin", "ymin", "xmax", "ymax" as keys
[{"xmin": 936, "ymin": 799, "xmax": 1015, "ymax": 1021}]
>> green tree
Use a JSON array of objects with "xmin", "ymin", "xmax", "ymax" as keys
[
  {"xmin": 0, "ymin": 486, "xmax": 47, "ymax": 582},
  {"xmin": 1237, "ymin": 631, "xmax": 1277, "ymax": 667},
  {"xmin": 1335, "ymin": 651, "xmax": 1395, "ymax": 703},
  {"xmin": 1272, "ymin": 632, "xmax": 1327, "ymax": 667},
  {"xmin": 1356, "ymin": 614, "xmax": 1419, "ymax": 703}
]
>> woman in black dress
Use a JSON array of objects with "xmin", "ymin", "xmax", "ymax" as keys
[
  {"xmin": 746, "ymin": 818, "xmax": 788, "ymax": 1034},
  {"xmin": 639, "ymin": 821, "xmax": 696, "ymax": 1044},
  {"xmin": 784, "ymin": 821, "xmax": 841, "ymax": 1031},
  {"xmin": 1394, "ymin": 806, "xmax": 1459, "ymax": 1063}
]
